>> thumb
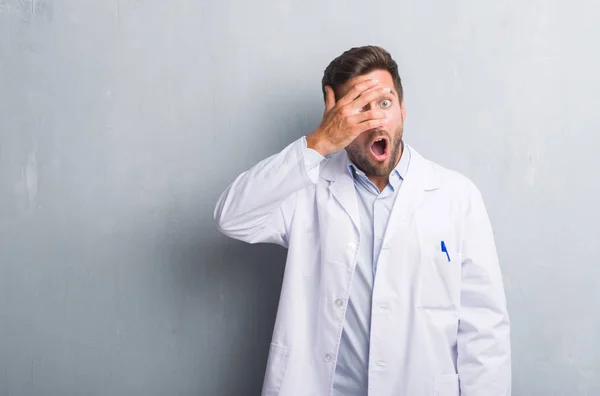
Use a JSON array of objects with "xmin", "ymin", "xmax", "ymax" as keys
[{"xmin": 323, "ymin": 85, "xmax": 336, "ymax": 113}]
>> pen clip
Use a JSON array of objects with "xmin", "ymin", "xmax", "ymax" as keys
[{"xmin": 441, "ymin": 241, "xmax": 451, "ymax": 262}]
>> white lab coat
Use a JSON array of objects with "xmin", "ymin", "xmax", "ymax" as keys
[{"xmin": 214, "ymin": 137, "xmax": 511, "ymax": 396}]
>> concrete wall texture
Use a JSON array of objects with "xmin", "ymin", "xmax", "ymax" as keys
[{"xmin": 1, "ymin": 0, "xmax": 599, "ymax": 395}]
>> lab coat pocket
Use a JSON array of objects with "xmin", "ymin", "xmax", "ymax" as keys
[
  {"xmin": 261, "ymin": 343, "xmax": 290, "ymax": 396},
  {"xmin": 418, "ymin": 250, "xmax": 461, "ymax": 309},
  {"xmin": 433, "ymin": 373, "xmax": 460, "ymax": 396}
]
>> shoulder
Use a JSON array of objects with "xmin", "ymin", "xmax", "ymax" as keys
[{"xmin": 409, "ymin": 145, "xmax": 483, "ymax": 201}]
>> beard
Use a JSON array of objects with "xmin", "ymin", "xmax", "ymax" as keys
[{"xmin": 345, "ymin": 126, "xmax": 404, "ymax": 177}]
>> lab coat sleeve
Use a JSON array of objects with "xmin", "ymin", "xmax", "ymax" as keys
[
  {"xmin": 304, "ymin": 143, "xmax": 325, "ymax": 183},
  {"xmin": 214, "ymin": 136, "xmax": 323, "ymax": 247},
  {"xmin": 457, "ymin": 184, "xmax": 511, "ymax": 395}
]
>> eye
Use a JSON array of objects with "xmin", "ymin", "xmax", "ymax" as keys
[{"xmin": 380, "ymin": 99, "xmax": 392, "ymax": 108}]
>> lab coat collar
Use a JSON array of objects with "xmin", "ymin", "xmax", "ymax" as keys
[
  {"xmin": 320, "ymin": 144, "xmax": 440, "ymax": 238},
  {"xmin": 381, "ymin": 145, "xmax": 440, "ymax": 245}
]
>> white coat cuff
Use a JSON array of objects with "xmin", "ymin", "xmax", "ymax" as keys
[{"xmin": 302, "ymin": 136, "xmax": 325, "ymax": 183}]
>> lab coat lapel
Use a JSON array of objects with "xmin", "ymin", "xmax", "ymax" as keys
[
  {"xmin": 320, "ymin": 151, "xmax": 360, "ymax": 232},
  {"xmin": 383, "ymin": 146, "xmax": 439, "ymax": 246}
]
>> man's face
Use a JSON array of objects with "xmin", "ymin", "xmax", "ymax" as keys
[{"xmin": 338, "ymin": 69, "xmax": 406, "ymax": 177}]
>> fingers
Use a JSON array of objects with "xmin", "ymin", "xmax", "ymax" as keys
[
  {"xmin": 343, "ymin": 103, "xmax": 388, "ymax": 140},
  {"xmin": 351, "ymin": 86, "xmax": 392, "ymax": 112},
  {"xmin": 349, "ymin": 109, "xmax": 386, "ymax": 124},
  {"xmin": 323, "ymin": 85, "xmax": 336, "ymax": 113},
  {"xmin": 317, "ymin": 79, "xmax": 391, "ymax": 152},
  {"xmin": 354, "ymin": 118, "xmax": 389, "ymax": 135},
  {"xmin": 337, "ymin": 79, "xmax": 380, "ymax": 106}
]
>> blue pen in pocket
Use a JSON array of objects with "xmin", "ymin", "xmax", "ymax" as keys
[{"xmin": 441, "ymin": 241, "xmax": 451, "ymax": 262}]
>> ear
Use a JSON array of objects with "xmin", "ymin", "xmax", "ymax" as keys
[{"xmin": 323, "ymin": 85, "xmax": 336, "ymax": 113}]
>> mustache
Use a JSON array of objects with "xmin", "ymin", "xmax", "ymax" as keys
[{"xmin": 367, "ymin": 129, "xmax": 390, "ymax": 141}]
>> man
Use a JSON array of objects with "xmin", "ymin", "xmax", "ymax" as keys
[{"xmin": 214, "ymin": 46, "xmax": 511, "ymax": 396}]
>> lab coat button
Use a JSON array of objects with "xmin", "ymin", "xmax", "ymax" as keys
[
  {"xmin": 376, "ymin": 361, "xmax": 386, "ymax": 367},
  {"xmin": 347, "ymin": 243, "xmax": 357, "ymax": 251},
  {"xmin": 335, "ymin": 299, "xmax": 344, "ymax": 307},
  {"xmin": 324, "ymin": 354, "xmax": 333, "ymax": 362}
]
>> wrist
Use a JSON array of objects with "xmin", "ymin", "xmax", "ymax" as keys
[{"xmin": 306, "ymin": 132, "xmax": 330, "ymax": 157}]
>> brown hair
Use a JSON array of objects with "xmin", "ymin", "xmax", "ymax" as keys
[{"xmin": 322, "ymin": 45, "xmax": 403, "ymax": 103}]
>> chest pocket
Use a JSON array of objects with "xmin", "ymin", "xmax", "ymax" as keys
[{"xmin": 418, "ymin": 246, "xmax": 461, "ymax": 310}]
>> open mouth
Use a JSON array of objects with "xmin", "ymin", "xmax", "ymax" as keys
[{"xmin": 369, "ymin": 136, "xmax": 389, "ymax": 162}]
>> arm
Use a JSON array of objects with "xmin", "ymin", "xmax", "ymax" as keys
[
  {"xmin": 214, "ymin": 137, "xmax": 323, "ymax": 247},
  {"xmin": 457, "ymin": 185, "xmax": 511, "ymax": 395},
  {"xmin": 215, "ymin": 78, "xmax": 390, "ymax": 246}
]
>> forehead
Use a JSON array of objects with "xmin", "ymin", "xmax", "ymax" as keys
[{"xmin": 338, "ymin": 69, "xmax": 395, "ymax": 97}]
